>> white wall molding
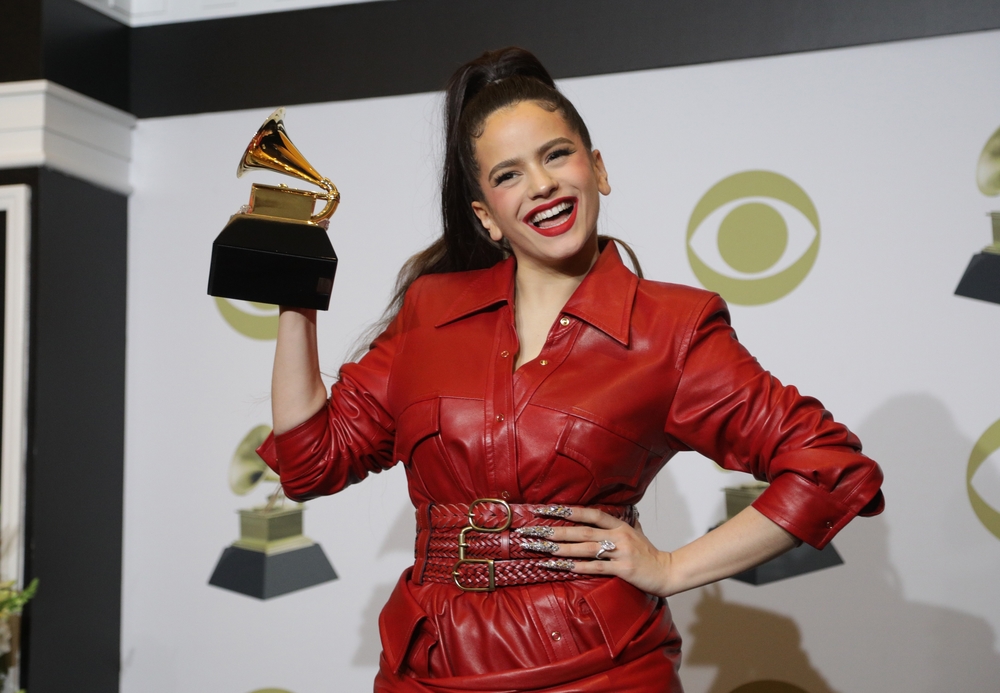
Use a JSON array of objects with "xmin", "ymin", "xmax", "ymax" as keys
[
  {"xmin": 0, "ymin": 184, "xmax": 31, "ymax": 693},
  {"xmin": 0, "ymin": 81, "xmax": 136, "ymax": 195},
  {"xmin": 73, "ymin": 0, "xmax": 386, "ymax": 27}
]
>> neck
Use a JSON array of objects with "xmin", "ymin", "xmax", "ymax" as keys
[{"xmin": 513, "ymin": 236, "xmax": 600, "ymax": 313}]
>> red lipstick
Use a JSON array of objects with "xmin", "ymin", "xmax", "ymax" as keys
[{"xmin": 523, "ymin": 197, "xmax": 578, "ymax": 238}]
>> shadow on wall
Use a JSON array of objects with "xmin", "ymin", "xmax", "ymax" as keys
[
  {"xmin": 354, "ymin": 503, "xmax": 417, "ymax": 666},
  {"xmin": 353, "ymin": 582, "xmax": 396, "ymax": 667},
  {"xmin": 680, "ymin": 393, "xmax": 1000, "ymax": 693},
  {"xmin": 835, "ymin": 394, "xmax": 1000, "ymax": 691},
  {"xmin": 684, "ymin": 585, "xmax": 838, "ymax": 693}
]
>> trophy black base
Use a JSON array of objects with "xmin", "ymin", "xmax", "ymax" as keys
[
  {"xmin": 208, "ymin": 214, "xmax": 338, "ymax": 310},
  {"xmin": 730, "ymin": 542, "xmax": 843, "ymax": 586},
  {"xmin": 208, "ymin": 543, "xmax": 338, "ymax": 599},
  {"xmin": 955, "ymin": 251, "xmax": 1000, "ymax": 305}
]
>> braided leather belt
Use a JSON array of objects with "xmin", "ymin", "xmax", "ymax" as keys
[{"xmin": 413, "ymin": 499, "xmax": 638, "ymax": 592}]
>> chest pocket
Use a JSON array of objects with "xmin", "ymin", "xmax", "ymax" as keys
[
  {"xmin": 555, "ymin": 415, "xmax": 649, "ymax": 491},
  {"xmin": 394, "ymin": 397, "xmax": 441, "ymax": 466}
]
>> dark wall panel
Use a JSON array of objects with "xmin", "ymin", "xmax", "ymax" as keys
[
  {"xmin": 0, "ymin": 2, "xmax": 43, "ymax": 83},
  {"xmin": 0, "ymin": 0, "xmax": 128, "ymax": 111},
  {"xmin": 0, "ymin": 168, "xmax": 127, "ymax": 693},
  {"xmin": 130, "ymin": 0, "xmax": 1000, "ymax": 118},
  {"xmin": 42, "ymin": 0, "xmax": 130, "ymax": 111}
]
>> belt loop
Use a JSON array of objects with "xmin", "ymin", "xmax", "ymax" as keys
[{"xmin": 414, "ymin": 503, "xmax": 433, "ymax": 584}]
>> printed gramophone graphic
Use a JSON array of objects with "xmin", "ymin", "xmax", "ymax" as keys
[
  {"xmin": 718, "ymin": 483, "xmax": 843, "ymax": 586},
  {"xmin": 209, "ymin": 425, "xmax": 337, "ymax": 599},
  {"xmin": 208, "ymin": 107, "xmax": 340, "ymax": 310},
  {"xmin": 955, "ymin": 124, "xmax": 1000, "ymax": 304}
]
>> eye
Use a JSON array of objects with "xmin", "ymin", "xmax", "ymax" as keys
[
  {"xmin": 492, "ymin": 170, "xmax": 517, "ymax": 186},
  {"xmin": 546, "ymin": 147, "xmax": 573, "ymax": 163},
  {"xmin": 686, "ymin": 171, "xmax": 820, "ymax": 306}
]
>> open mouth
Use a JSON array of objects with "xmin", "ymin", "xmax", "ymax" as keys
[{"xmin": 524, "ymin": 197, "xmax": 578, "ymax": 237}]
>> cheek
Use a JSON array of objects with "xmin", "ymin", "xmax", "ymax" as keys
[
  {"xmin": 484, "ymin": 188, "xmax": 520, "ymax": 224},
  {"xmin": 567, "ymin": 160, "xmax": 600, "ymax": 190}
]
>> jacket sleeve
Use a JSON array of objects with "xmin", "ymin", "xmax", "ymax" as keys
[
  {"xmin": 255, "ymin": 289, "xmax": 415, "ymax": 502},
  {"xmin": 663, "ymin": 293, "xmax": 884, "ymax": 548}
]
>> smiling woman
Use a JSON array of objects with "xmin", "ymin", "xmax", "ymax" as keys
[{"xmin": 257, "ymin": 47, "xmax": 884, "ymax": 693}]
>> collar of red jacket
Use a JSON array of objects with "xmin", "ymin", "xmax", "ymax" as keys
[{"xmin": 435, "ymin": 240, "xmax": 639, "ymax": 346}]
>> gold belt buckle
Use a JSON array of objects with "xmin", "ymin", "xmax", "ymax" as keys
[{"xmin": 452, "ymin": 498, "xmax": 512, "ymax": 592}]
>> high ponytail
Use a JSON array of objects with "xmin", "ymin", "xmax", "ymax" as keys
[{"xmin": 350, "ymin": 47, "xmax": 639, "ymax": 361}]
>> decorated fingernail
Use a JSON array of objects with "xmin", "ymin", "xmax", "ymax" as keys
[
  {"xmin": 538, "ymin": 559, "xmax": 575, "ymax": 570},
  {"xmin": 514, "ymin": 526, "xmax": 555, "ymax": 538},
  {"xmin": 522, "ymin": 540, "xmax": 559, "ymax": 553},
  {"xmin": 534, "ymin": 505, "xmax": 573, "ymax": 518}
]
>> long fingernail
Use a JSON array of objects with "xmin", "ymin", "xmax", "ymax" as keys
[
  {"xmin": 538, "ymin": 559, "xmax": 575, "ymax": 570},
  {"xmin": 514, "ymin": 525, "xmax": 555, "ymax": 538},
  {"xmin": 534, "ymin": 505, "xmax": 573, "ymax": 518},
  {"xmin": 521, "ymin": 540, "xmax": 559, "ymax": 553}
]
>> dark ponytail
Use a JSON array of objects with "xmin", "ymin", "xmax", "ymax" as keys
[{"xmin": 350, "ymin": 47, "xmax": 640, "ymax": 361}]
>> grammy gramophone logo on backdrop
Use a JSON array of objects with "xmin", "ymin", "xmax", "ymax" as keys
[
  {"xmin": 687, "ymin": 171, "xmax": 820, "ymax": 305},
  {"xmin": 968, "ymin": 418, "xmax": 1000, "ymax": 541},
  {"xmin": 955, "ymin": 124, "xmax": 1000, "ymax": 304},
  {"xmin": 209, "ymin": 425, "xmax": 338, "ymax": 599}
]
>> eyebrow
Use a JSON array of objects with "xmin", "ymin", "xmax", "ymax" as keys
[{"xmin": 487, "ymin": 137, "xmax": 576, "ymax": 181}]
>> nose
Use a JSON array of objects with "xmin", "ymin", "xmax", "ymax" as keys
[{"xmin": 526, "ymin": 165, "xmax": 557, "ymax": 198}]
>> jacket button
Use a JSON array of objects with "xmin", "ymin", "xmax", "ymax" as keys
[
  {"xmin": 500, "ymin": 350, "xmax": 509, "ymax": 358},
  {"xmin": 496, "ymin": 414, "xmax": 505, "ymax": 422},
  {"xmin": 539, "ymin": 360, "xmax": 549, "ymax": 366},
  {"xmin": 559, "ymin": 317, "xmax": 570, "ymax": 326},
  {"xmin": 551, "ymin": 631, "xmax": 562, "ymax": 641}
]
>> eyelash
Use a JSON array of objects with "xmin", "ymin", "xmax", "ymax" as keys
[
  {"xmin": 547, "ymin": 147, "xmax": 573, "ymax": 162},
  {"xmin": 491, "ymin": 147, "xmax": 576, "ymax": 186}
]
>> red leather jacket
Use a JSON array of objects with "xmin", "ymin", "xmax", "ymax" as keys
[{"xmin": 259, "ymin": 243, "xmax": 884, "ymax": 692}]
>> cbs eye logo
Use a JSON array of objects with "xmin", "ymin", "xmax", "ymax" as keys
[
  {"xmin": 968, "ymin": 418, "xmax": 1000, "ymax": 541},
  {"xmin": 687, "ymin": 171, "xmax": 820, "ymax": 305},
  {"xmin": 215, "ymin": 297, "xmax": 279, "ymax": 340}
]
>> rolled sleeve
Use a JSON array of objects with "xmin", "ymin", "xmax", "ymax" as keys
[
  {"xmin": 665, "ymin": 293, "xmax": 884, "ymax": 548},
  {"xmin": 253, "ymin": 284, "xmax": 422, "ymax": 501}
]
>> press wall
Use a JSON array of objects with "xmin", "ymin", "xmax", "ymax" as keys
[{"xmin": 122, "ymin": 29, "xmax": 1000, "ymax": 693}]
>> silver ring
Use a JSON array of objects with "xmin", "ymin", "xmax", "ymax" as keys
[{"xmin": 594, "ymin": 539, "xmax": 616, "ymax": 560}]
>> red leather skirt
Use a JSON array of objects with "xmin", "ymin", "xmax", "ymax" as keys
[{"xmin": 374, "ymin": 569, "xmax": 683, "ymax": 692}]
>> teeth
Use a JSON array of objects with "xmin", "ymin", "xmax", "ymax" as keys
[{"xmin": 530, "ymin": 201, "xmax": 572, "ymax": 225}]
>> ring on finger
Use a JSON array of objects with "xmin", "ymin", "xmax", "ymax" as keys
[{"xmin": 594, "ymin": 539, "xmax": 616, "ymax": 560}]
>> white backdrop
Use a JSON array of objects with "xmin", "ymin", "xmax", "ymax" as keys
[{"xmin": 123, "ymin": 29, "xmax": 1000, "ymax": 693}]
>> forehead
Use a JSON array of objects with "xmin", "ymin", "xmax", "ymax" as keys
[{"xmin": 475, "ymin": 101, "xmax": 578, "ymax": 162}]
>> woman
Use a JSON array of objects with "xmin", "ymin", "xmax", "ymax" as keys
[{"xmin": 258, "ymin": 47, "xmax": 884, "ymax": 692}]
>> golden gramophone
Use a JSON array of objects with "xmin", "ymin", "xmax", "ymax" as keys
[
  {"xmin": 209, "ymin": 425, "xmax": 337, "ymax": 600},
  {"xmin": 955, "ymin": 124, "xmax": 1000, "ymax": 304},
  {"xmin": 207, "ymin": 108, "xmax": 340, "ymax": 310}
]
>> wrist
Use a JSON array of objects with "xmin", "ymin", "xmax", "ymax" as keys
[{"xmin": 656, "ymin": 550, "xmax": 677, "ymax": 598}]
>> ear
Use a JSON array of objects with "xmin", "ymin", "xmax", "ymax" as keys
[
  {"xmin": 471, "ymin": 200, "xmax": 504, "ymax": 242},
  {"xmin": 592, "ymin": 149, "xmax": 611, "ymax": 196}
]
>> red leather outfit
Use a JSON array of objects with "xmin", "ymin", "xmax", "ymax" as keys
[{"xmin": 258, "ymin": 243, "xmax": 884, "ymax": 692}]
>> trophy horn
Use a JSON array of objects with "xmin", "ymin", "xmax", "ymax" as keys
[
  {"xmin": 228, "ymin": 424, "xmax": 280, "ymax": 496},
  {"xmin": 977, "ymin": 124, "xmax": 1000, "ymax": 196},
  {"xmin": 237, "ymin": 108, "xmax": 340, "ymax": 221}
]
